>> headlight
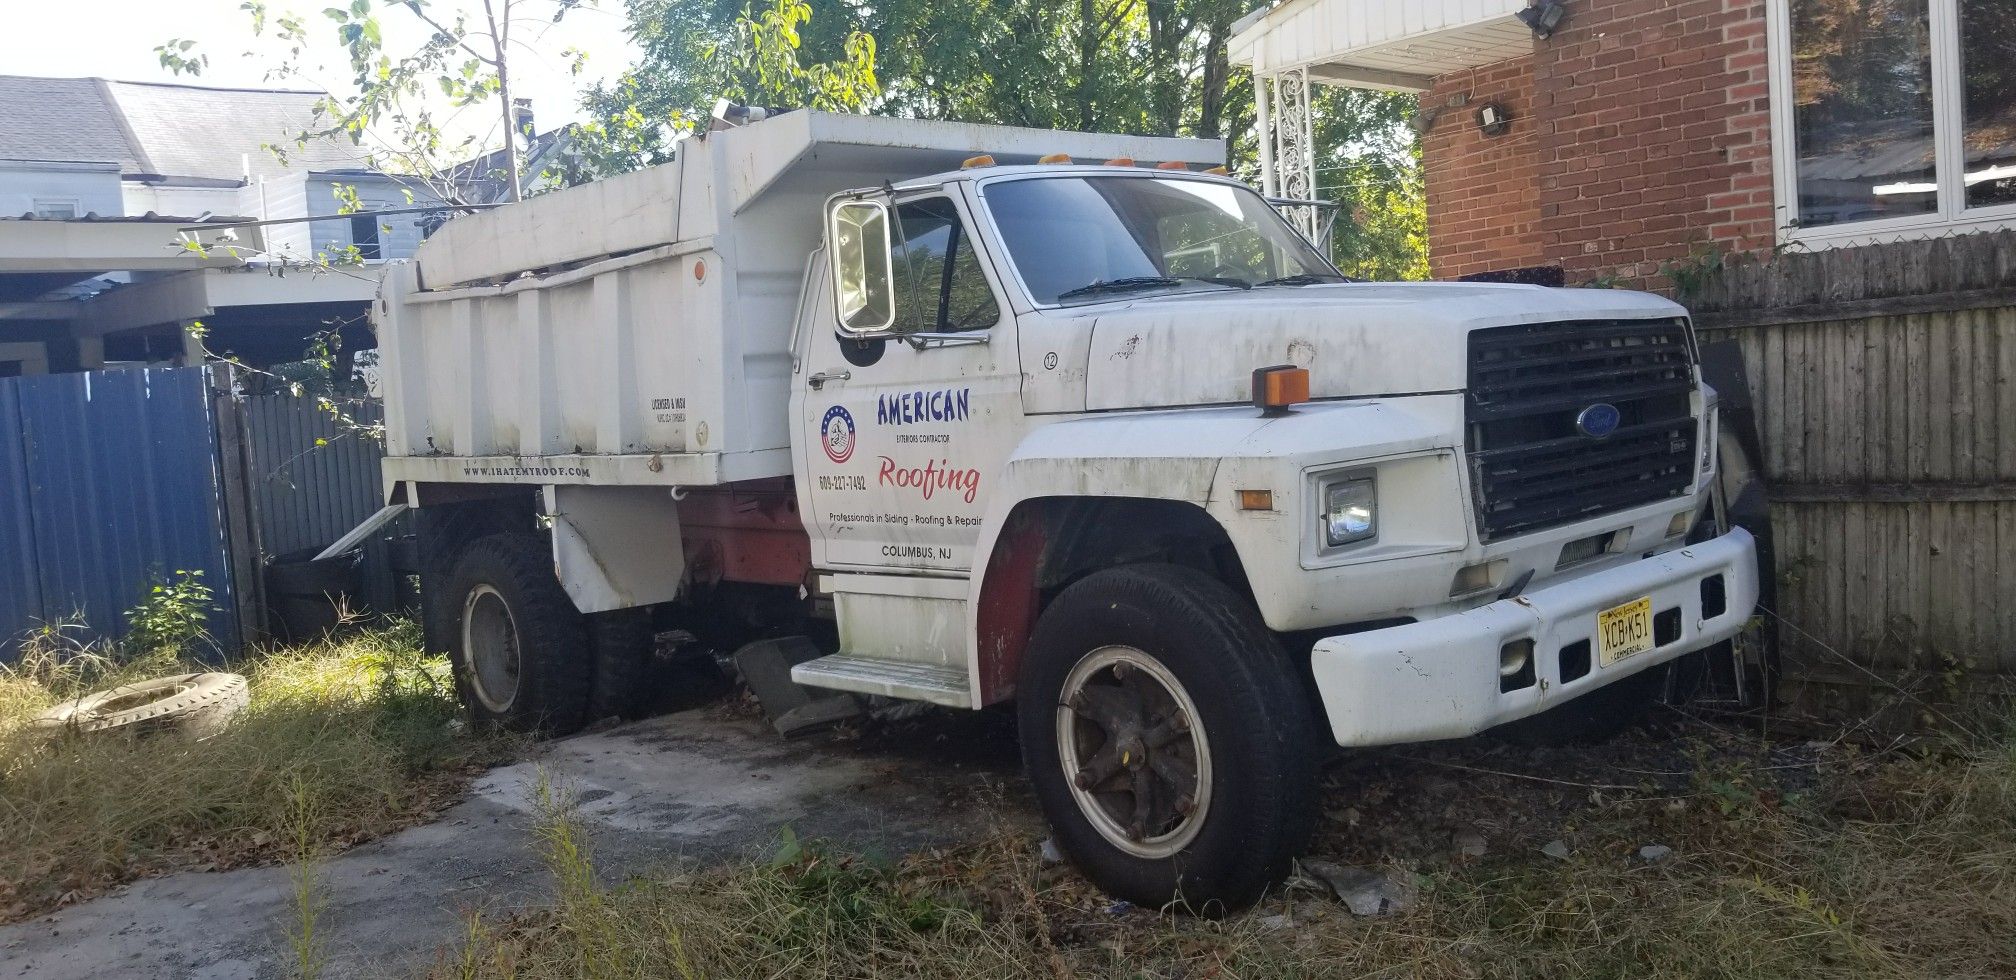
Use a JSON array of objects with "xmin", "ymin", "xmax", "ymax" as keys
[{"xmin": 1322, "ymin": 477, "xmax": 1377, "ymax": 547}]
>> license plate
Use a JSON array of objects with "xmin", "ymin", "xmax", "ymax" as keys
[{"xmin": 1596, "ymin": 596, "xmax": 1655, "ymax": 667}]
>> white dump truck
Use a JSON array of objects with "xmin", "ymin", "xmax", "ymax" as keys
[{"xmin": 370, "ymin": 110, "xmax": 1759, "ymax": 908}]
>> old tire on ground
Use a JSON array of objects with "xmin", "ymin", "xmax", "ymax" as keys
[
  {"xmin": 1017, "ymin": 564, "xmax": 1321, "ymax": 913},
  {"xmin": 586, "ymin": 608, "xmax": 656, "ymax": 722},
  {"xmin": 1491, "ymin": 665, "xmax": 1667, "ymax": 746},
  {"xmin": 445, "ymin": 533, "xmax": 593, "ymax": 736},
  {"xmin": 31, "ymin": 672, "xmax": 250, "ymax": 739}
]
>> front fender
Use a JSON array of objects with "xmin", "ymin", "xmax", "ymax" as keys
[{"xmin": 963, "ymin": 397, "xmax": 1464, "ymax": 699}]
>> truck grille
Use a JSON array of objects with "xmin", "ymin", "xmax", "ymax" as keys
[{"xmin": 1465, "ymin": 319, "xmax": 1697, "ymax": 541}]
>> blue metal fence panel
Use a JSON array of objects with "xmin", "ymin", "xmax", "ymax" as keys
[
  {"xmin": 0, "ymin": 384, "xmax": 44, "ymax": 648},
  {"xmin": 0, "ymin": 366, "xmax": 240, "ymax": 658},
  {"xmin": 245, "ymin": 394, "xmax": 386, "ymax": 559}
]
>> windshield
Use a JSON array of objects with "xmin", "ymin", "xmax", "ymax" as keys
[{"xmin": 982, "ymin": 175, "xmax": 1339, "ymax": 305}]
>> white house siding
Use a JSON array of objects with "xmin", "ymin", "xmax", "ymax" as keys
[
  {"xmin": 121, "ymin": 182, "xmax": 243, "ymax": 220},
  {"xmin": 304, "ymin": 175, "xmax": 439, "ymax": 262},
  {"xmin": 256, "ymin": 173, "xmax": 314, "ymax": 263},
  {"xmin": 0, "ymin": 162, "xmax": 123, "ymax": 218}
]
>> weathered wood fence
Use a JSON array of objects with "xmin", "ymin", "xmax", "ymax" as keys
[{"xmin": 1689, "ymin": 229, "xmax": 2016, "ymax": 723}]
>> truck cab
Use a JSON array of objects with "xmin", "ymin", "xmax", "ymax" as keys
[{"xmin": 374, "ymin": 111, "xmax": 1758, "ymax": 911}]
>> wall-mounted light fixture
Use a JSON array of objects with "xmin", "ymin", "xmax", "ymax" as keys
[
  {"xmin": 1409, "ymin": 106, "xmax": 1441, "ymax": 135},
  {"xmin": 1516, "ymin": 0, "xmax": 1568, "ymax": 39},
  {"xmin": 1476, "ymin": 102, "xmax": 1512, "ymax": 137}
]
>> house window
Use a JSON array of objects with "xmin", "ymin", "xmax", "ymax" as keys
[
  {"xmin": 31, "ymin": 199, "xmax": 79, "ymax": 220},
  {"xmin": 1962, "ymin": 2, "xmax": 2016, "ymax": 209},
  {"xmin": 1772, "ymin": 0, "xmax": 2016, "ymax": 244},
  {"xmin": 350, "ymin": 213, "xmax": 382, "ymax": 260}
]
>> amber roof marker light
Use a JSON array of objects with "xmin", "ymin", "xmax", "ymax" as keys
[{"xmin": 1252, "ymin": 365, "xmax": 1310, "ymax": 417}]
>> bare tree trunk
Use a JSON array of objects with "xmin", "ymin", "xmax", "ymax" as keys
[
  {"xmin": 1197, "ymin": 20, "xmax": 1229, "ymax": 142},
  {"xmin": 1145, "ymin": 0, "xmax": 1181, "ymax": 135},
  {"xmin": 485, "ymin": 0, "xmax": 524, "ymax": 202},
  {"xmin": 1075, "ymin": 0, "xmax": 1098, "ymax": 130}
]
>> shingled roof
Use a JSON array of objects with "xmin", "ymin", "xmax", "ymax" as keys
[
  {"xmin": 0, "ymin": 75, "xmax": 373, "ymax": 182},
  {"xmin": 0, "ymin": 77, "xmax": 141, "ymax": 169}
]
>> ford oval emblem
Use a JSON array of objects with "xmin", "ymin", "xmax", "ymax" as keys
[{"xmin": 1576, "ymin": 402, "xmax": 1622, "ymax": 438}]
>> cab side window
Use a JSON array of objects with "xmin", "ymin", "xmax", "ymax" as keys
[{"xmin": 890, "ymin": 197, "xmax": 999, "ymax": 335}]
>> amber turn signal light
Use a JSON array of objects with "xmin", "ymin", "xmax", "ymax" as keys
[
  {"xmin": 1155, "ymin": 160, "xmax": 1190, "ymax": 171},
  {"xmin": 962, "ymin": 154, "xmax": 997, "ymax": 169},
  {"xmin": 1038, "ymin": 153, "xmax": 1073, "ymax": 164},
  {"xmin": 1237, "ymin": 489, "xmax": 1274, "ymax": 511},
  {"xmin": 1104, "ymin": 157, "xmax": 1135, "ymax": 166},
  {"xmin": 1251, "ymin": 364, "xmax": 1310, "ymax": 415}
]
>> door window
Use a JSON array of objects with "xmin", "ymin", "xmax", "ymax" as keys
[{"xmin": 889, "ymin": 197, "xmax": 999, "ymax": 335}]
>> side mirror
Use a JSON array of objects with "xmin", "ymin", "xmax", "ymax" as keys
[{"xmin": 829, "ymin": 199, "xmax": 894, "ymax": 333}]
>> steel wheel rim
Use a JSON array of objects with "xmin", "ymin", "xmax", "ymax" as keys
[
  {"xmin": 1055, "ymin": 645, "xmax": 1212, "ymax": 859},
  {"xmin": 462, "ymin": 584, "xmax": 521, "ymax": 713}
]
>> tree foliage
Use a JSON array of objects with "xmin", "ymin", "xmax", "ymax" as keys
[
  {"xmin": 585, "ymin": 0, "xmax": 1427, "ymax": 277},
  {"xmin": 165, "ymin": 0, "xmax": 597, "ymax": 204}
]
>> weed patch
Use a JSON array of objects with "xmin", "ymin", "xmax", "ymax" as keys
[
  {"xmin": 0, "ymin": 620, "xmax": 513, "ymax": 920},
  {"xmin": 438, "ymin": 719, "xmax": 2016, "ymax": 980}
]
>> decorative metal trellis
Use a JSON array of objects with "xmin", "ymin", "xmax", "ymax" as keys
[{"xmin": 1253, "ymin": 66, "xmax": 1332, "ymax": 252}]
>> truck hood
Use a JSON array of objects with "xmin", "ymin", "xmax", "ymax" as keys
[{"xmin": 1080, "ymin": 282, "xmax": 1686, "ymax": 411}]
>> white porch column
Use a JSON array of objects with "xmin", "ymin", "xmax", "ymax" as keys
[{"xmin": 1255, "ymin": 73, "xmax": 1277, "ymax": 198}]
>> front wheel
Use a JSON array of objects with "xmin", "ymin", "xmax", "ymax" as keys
[{"xmin": 1017, "ymin": 564, "xmax": 1321, "ymax": 912}]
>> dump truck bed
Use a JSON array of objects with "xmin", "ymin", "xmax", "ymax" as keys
[{"xmin": 374, "ymin": 111, "xmax": 1223, "ymax": 491}]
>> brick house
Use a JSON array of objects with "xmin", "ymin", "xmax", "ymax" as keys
[{"xmin": 1230, "ymin": 0, "xmax": 2016, "ymax": 288}]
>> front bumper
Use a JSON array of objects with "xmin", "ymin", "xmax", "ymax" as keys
[{"xmin": 1310, "ymin": 527, "xmax": 1759, "ymax": 746}]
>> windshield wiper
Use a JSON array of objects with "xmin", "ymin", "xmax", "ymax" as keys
[
  {"xmin": 1055, "ymin": 275, "xmax": 1250, "ymax": 301},
  {"xmin": 1255, "ymin": 273, "xmax": 1353, "ymax": 287}
]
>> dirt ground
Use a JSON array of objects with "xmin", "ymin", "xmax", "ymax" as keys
[
  {"xmin": 0, "ymin": 684, "xmax": 1842, "ymax": 980},
  {"xmin": 0, "ymin": 706, "xmax": 1030, "ymax": 979}
]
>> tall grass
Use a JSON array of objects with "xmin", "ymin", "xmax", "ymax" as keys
[
  {"xmin": 439, "ymin": 720, "xmax": 2016, "ymax": 980},
  {"xmin": 0, "ymin": 620, "xmax": 512, "ymax": 919}
]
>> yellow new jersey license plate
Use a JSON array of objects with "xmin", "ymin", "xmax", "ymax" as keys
[{"xmin": 1596, "ymin": 596, "xmax": 1655, "ymax": 667}]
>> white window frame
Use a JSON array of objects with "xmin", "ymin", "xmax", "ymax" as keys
[
  {"xmin": 30, "ymin": 198, "xmax": 80, "ymax": 220},
  {"xmin": 1767, "ymin": 0, "xmax": 2016, "ymax": 249}
]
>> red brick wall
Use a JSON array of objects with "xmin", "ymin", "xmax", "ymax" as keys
[
  {"xmin": 1424, "ymin": 57, "xmax": 1546, "ymax": 280},
  {"xmin": 1418, "ymin": 0, "xmax": 1775, "ymax": 289}
]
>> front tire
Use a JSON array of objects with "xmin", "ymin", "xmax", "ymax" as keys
[
  {"xmin": 445, "ymin": 533, "xmax": 594, "ymax": 735},
  {"xmin": 1017, "ymin": 564, "xmax": 1320, "ymax": 912}
]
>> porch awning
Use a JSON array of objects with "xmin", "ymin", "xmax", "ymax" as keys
[{"xmin": 1229, "ymin": 0, "xmax": 1535, "ymax": 91}]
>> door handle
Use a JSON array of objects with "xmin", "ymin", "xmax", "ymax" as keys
[{"xmin": 807, "ymin": 370, "xmax": 851, "ymax": 390}]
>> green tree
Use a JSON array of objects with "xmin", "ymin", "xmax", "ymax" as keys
[
  {"xmin": 1310, "ymin": 87, "xmax": 1429, "ymax": 281},
  {"xmin": 573, "ymin": 0, "xmax": 876, "ymax": 174},
  {"xmin": 588, "ymin": 0, "xmax": 1428, "ymax": 277}
]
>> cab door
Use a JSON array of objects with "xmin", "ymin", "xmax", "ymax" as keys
[{"xmin": 796, "ymin": 189, "xmax": 1023, "ymax": 573}]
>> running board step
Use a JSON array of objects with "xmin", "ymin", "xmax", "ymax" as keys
[{"xmin": 790, "ymin": 654, "xmax": 971, "ymax": 708}]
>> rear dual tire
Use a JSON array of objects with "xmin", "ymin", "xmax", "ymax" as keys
[
  {"xmin": 445, "ymin": 533, "xmax": 595, "ymax": 735},
  {"xmin": 431, "ymin": 531, "xmax": 665, "ymax": 736},
  {"xmin": 1018, "ymin": 564, "xmax": 1321, "ymax": 912}
]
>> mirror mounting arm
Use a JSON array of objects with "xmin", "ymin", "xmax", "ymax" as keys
[{"xmin": 902, "ymin": 332, "xmax": 990, "ymax": 351}]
